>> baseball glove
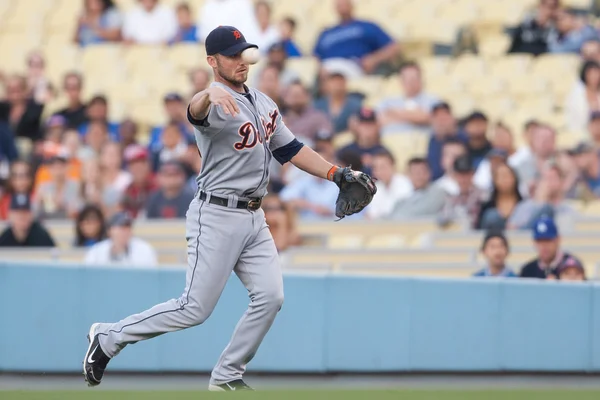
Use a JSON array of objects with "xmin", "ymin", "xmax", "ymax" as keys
[{"xmin": 331, "ymin": 167, "xmax": 377, "ymax": 220}]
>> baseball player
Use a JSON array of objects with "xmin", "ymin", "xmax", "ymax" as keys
[{"xmin": 83, "ymin": 26, "xmax": 375, "ymax": 391}]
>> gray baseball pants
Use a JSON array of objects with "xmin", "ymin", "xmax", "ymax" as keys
[{"xmin": 96, "ymin": 195, "xmax": 283, "ymax": 385}]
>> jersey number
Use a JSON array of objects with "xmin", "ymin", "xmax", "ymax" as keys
[{"xmin": 233, "ymin": 110, "xmax": 279, "ymax": 151}]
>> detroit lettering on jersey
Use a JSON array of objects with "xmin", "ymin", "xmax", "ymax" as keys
[
  {"xmin": 234, "ymin": 110, "xmax": 278, "ymax": 151},
  {"xmin": 188, "ymin": 82, "xmax": 301, "ymax": 199}
]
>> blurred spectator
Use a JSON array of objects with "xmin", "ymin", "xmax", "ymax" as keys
[
  {"xmin": 122, "ymin": 0, "xmax": 177, "ymax": 45},
  {"xmin": 477, "ymin": 163, "xmax": 523, "ymax": 231},
  {"xmin": 0, "ymin": 161, "xmax": 33, "ymax": 220},
  {"xmin": 84, "ymin": 211, "xmax": 158, "ymax": 266},
  {"xmin": 473, "ymin": 231, "xmax": 517, "ymax": 277},
  {"xmin": 151, "ymin": 121, "xmax": 194, "ymax": 173},
  {"xmin": 43, "ymin": 115, "xmax": 68, "ymax": 145},
  {"xmin": 145, "ymin": 161, "xmax": 194, "ymax": 219},
  {"xmin": 513, "ymin": 123, "xmax": 557, "ymax": 191},
  {"xmin": 462, "ymin": 111, "xmax": 492, "ymax": 169},
  {"xmin": 118, "ymin": 118, "xmax": 139, "ymax": 150},
  {"xmin": 279, "ymin": 17, "xmax": 302, "ymax": 58},
  {"xmin": 571, "ymin": 141, "xmax": 600, "ymax": 196},
  {"xmin": 80, "ymin": 158, "xmax": 103, "ymax": 206},
  {"xmin": 54, "ymin": 72, "xmax": 87, "ymax": 130},
  {"xmin": 520, "ymin": 216, "xmax": 582, "ymax": 279},
  {"xmin": 510, "ymin": 119, "xmax": 538, "ymax": 167},
  {"xmin": 170, "ymin": 2, "xmax": 197, "ymax": 44},
  {"xmin": 366, "ymin": 149, "xmax": 412, "ymax": 220},
  {"xmin": 74, "ymin": 204, "xmax": 107, "ymax": 247},
  {"xmin": 25, "ymin": 51, "xmax": 55, "ymax": 104},
  {"xmin": 556, "ymin": 256, "xmax": 587, "ymax": 281},
  {"xmin": 80, "ymin": 121, "xmax": 109, "ymax": 160},
  {"xmin": 391, "ymin": 158, "xmax": 446, "ymax": 219},
  {"xmin": 474, "ymin": 123, "xmax": 520, "ymax": 193},
  {"xmin": 75, "ymin": 0, "xmax": 122, "ymax": 46},
  {"xmin": 508, "ymin": 163, "xmax": 575, "ymax": 230},
  {"xmin": 282, "ymin": 81, "xmax": 332, "ymax": 143},
  {"xmin": 99, "ymin": 142, "xmax": 132, "ymax": 215},
  {"xmin": 253, "ymin": 42, "xmax": 300, "ymax": 88},
  {"xmin": 121, "ymin": 145, "xmax": 157, "ymax": 218},
  {"xmin": 434, "ymin": 139, "xmax": 468, "ymax": 196},
  {"xmin": 427, "ymin": 102, "xmax": 467, "ymax": 180},
  {"xmin": 0, "ymin": 123, "xmax": 18, "ymax": 183},
  {"xmin": 34, "ymin": 138, "xmax": 83, "ymax": 194},
  {"xmin": 0, "ymin": 194, "xmax": 55, "ymax": 247},
  {"xmin": 566, "ymin": 60, "xmax": 600, "ymax": 133},
  {"xmin": 588, "ymin": 111, "xmax": 600, "ymax": 147},
  {"xmin": 63, "ymin": 129, "xmax": 85, "ymax": 161},
  {"xmin": 438, "ymin": 155, "xmax": 485, "ymax": 228},
  {"xmin": 337, "ymin": 108, "xmax": 387, "ymax": 174},
  {"xmin": 188, "ymin": 68, "xmax": 211, "ymax": 98},
  {"xmin": 254, "ymin": 1, "xmax": 280, "ymax": 54},
  {"xmin": 581, "ymin": 39, "xmax": 600, "ymax": 62},
  {"xmin": 548, "ymin": 7, "xmax": 599, "ymax": 53},
  {"xmin": 0, "ymin": 74, "xmax": 44, "ymax": 141},
  {"xmin": 377, "ymin": 62, "xmax": 438, "ymax": 136},
  {"xmin": 314, "ymin": 68, "xmax": 362, "ymax": 133},
  {"xmin": 257, "ymin": 64, "xmax": 284, "ymax": 108},
  {"xmin": 149, "ymin": 93, "xmax": 194, "ymax": 150},
  {"xmin": 508, "ymin": 0, "xmax": 558, "ymax": 55},
  {"xmin": 33, "ymin": 151, "xmax": 83, "ymax": 220},
  {"xmin": 313, "ymin": 0, "xmax": 399, "ymax": 76},
  {"xmin": 78, "ymin": 95, "xmax": 120, "ymax": 140},
  {"xmin": 280, "ymin": 146, "xmax": 339, "ymax": 220},
  {"xmin": 556, "ymin": 149, "xmax": 580, "ymax": 198},
  {"xmin": 197, "ymin": 0, "xmax": 260, "ymax": 43},
  {"xmin": 262, "ymin": 193, "xmax": 300, "ymax": 252}
]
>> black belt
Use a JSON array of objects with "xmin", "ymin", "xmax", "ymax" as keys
[{"xmin": 199, "ymin": 191, "xmax": 262, "ymax": 211}]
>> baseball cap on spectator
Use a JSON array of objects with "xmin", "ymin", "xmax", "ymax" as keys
[
  {"xmin": 556, "ymin": 256, "xmax": 585, "ymax": 276},
  {"xmin": 322, "ymin": 59, "xmax": 357, "ymax": 79},
  {"xmin": 163, "ymin": 92, "xmax": 183, "ymax": 103},
  {"xmin": 315, "ymin": 129, "xmax": 334, "ymax": 143},
  {"xmin": 267, "ymin": 42, "xmax": 286, "ymax": 54},
  {"xmin": 108, "ymin": 211, "xmax": 133, "ymax": 228},
  {"xmin": 357, "ymin": 108, "xmax": 377, "ymax": 123},
  {"xmin": 453, "ymin": 154, "xmax": 473, "ymax": 173},
  {"xmin": 463, "ymin": 111, "xmax": 488, "ymax": 124},
  {"xmin": 532, "ymin": 216, "xmax": 559, "ymax": 241},
  {"xmin": 10, "ymin": 194, "xmax": 31, "ymax": 211},
  {"xmin": 124, "ymin": 144, "xmax": 149, "ymax": 163},
  {"xmin": 487, "ymin": 148, "xmax": 509, "ymax": 159},
  {"xmin": 205, "ymin": 26, "xmax": 258, "ymax": 56},
  {"xmin": 570, "ymin": 141, "xmax": 595, "ymax": 155},
  {"xmin": 159, "ymin": 160, "xmax": 186, "ymax": 174},
  {"xmin": 46, "ymin": 114, "xmax": 66, "ymax": 129},
  {"xmin": 432, "ymin": 101, "xmax": 451, "ymax": 114}
]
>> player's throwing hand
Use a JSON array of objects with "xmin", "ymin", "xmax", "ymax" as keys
[{"xmin": 207, "ymin": 86, "xmax": 240, "ymax": 116}]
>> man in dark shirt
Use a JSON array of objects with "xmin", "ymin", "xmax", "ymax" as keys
[
  {"xmin": 145, "ymin": 161, "xmax": 194, "ymax": 219},
  {"xmin": 53, "ymin": 72, "xmax": 87, "ymax": 129},
  {"xmin": 0, "ymin": 194, "xmax": 55, "ymax": 247},
  {"xmin": 520, "ymin": 216, "xmax": 582, "ymax": 279},
  {"xmin": 508, "ymin": 0, "xmax": 558, "ymax": 55},
  {"xmin": 338, "ymin": 108, "xmax": 387, "ymax": 174},
  {"xmin": 427, "ymin": 102, "xmax": 467, "ymax": 180},
  {"xmin": 463, "ymin": 111, "xmax": 492, "ymax": 169}
]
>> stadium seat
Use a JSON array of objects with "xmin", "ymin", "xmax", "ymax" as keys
[
  {"xmin": 381, "ymin": 132, "xmax": 429, "ymax": 171},
  {"xmin": 449, "ymin": 54, "xmax": 488, "ymax": 82},
  {"xmin": 364, "ymin": 234, "xmax": 406, "ymax": 249},
  {"xmin": 477, "ymin": 34, "xmax": 511, "ymax": 58},
  {"xmin": 168, "ymin": 43, "xmax": 207, "ymax": 72},
  {"xmin": 332, "ymin": 131, "xmax": 354, "ymax": 149},
  {"xmin": 328, "ymin": 234, "xmax": 365, "ymax": 249}
]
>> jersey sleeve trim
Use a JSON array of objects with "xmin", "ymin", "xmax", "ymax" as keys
[
  {"xmin": 272, "ymin": 138, "xmax": 304, "ymax": 165},
  {"xmin": 187, "ymin": 104, "xmax": 209, "ymax": 127}
]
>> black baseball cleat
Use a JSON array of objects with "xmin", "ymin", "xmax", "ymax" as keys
[
  {"xmin": 208, "ymin": 379, "xmax": 254, "ymax": 392},
  {"xmin": 83, "ymin": 323, "xmax": 111, "ymax": 387}
]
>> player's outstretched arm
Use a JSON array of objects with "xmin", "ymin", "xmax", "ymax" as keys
[
  {"xmin": 289, "ymin": 146, "xmax": 335, "ymax": 181},
  {"xmin": 189, "ymin": 87, "xmax": 240, "ymax": 121}
]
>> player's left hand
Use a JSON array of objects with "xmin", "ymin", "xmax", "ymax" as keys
[{"xmin": 331, "ymin": 167, "xmax": 377, "ymax": 220}]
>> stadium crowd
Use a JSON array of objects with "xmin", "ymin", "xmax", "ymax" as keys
[{"xmin": 0, "ymin": 0, "xmax": 597, "ymax": 281}]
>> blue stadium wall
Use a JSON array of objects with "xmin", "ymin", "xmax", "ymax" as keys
[{"xmin": 1, "ymin": 262, "xmax": 599, "ymax": 372}]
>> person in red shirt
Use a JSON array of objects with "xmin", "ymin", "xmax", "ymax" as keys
[
  {"xmin": 0, "ymin": 160, "xmax": 33, "ymax": 220},
  {"xmin": 120, "ymin": 145, "xmax": 157, "ymax": 218}
]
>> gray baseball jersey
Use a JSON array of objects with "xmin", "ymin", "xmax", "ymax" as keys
[
  {"xmin": 193, "ymin": 81, "xmax": 296, "ymax": 198},
  {"xmin": 93, "ymin": 82, "xmax": 298, "ymax": 388}
]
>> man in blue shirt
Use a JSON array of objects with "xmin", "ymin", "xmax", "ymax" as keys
[
  {"xmin": 427, "ymin": 102, "xmax": 468, "ymax": 180},
  {"xmin": 572, "ymin": 141, "xmax": 600, "ymax": 195},
  {"xmin": 548, "ymin": 7, "xmax": 599, "ymax": 54},
  {"xmin": 149, "ymin": 93, "xmax": 195, "ymax": 150},
  {"xmin": 313, "ymin": 0, "xmax": 400, "ymax": 75},
  {"xmin": 78, "ymin": 95, "xmax": 120, "ymax": 141},
  {"xmin": 170, "ymin": 2, "xmax": 198, "ymax": 44},
  {"xmin": 473, "ymin": 231, "xmax": 517, "ymax": 277},
  {"xmin": 338, "ymin": 108, "xmax": 387, "ymax": 175}
]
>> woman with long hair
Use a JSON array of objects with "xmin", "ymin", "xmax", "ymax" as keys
[
  {"xmin": 565, "ymin": 60, "xmax": 600, "ymax": 133},
  {"xmin": 477, "ymin": 162, "xmax": 524, "ymax": 230},
  {"xmin": 74, "ymin": 204, "xmax": 107, "ymax": 247}
]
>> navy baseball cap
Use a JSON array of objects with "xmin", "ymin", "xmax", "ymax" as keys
[
  {"xmin": 109, "ymin": 211, "xmax": 133, "ymax": 228},
  {"xmin": 205, "ymin": 26, "xmax": 258, "ymax": 56},
  {"xmin": 532, "ymin": 217, "xmax": 559, "ymax": 241},
  {"xmin": 10, "ymin": 194, "xmax": 31, "ymax": 211}
]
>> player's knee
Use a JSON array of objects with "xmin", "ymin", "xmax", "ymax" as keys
[
  {"xmin": 183, "ymin": 303, "xmax": 211, "ymax": 326},
  {"xmin": 262, "ymin": 287, "xmax": 284, "ymax": 312}
]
